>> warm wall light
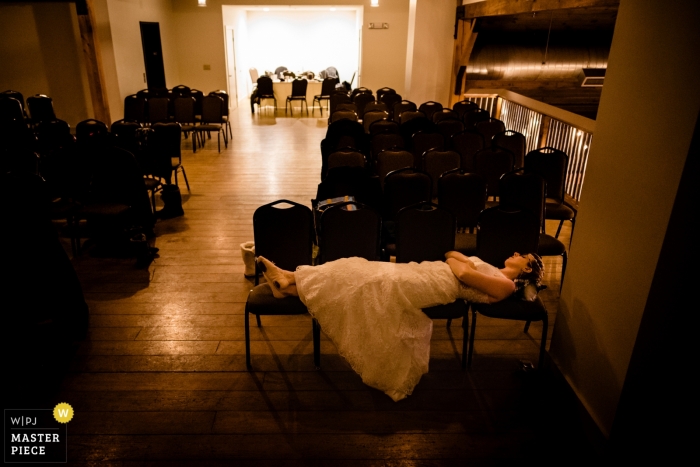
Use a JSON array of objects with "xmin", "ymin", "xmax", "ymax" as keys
[
  {"xmin": 370, "ymin": 0, "xmax": 379, "ymax": 7},
  {"xmin": 197, "ymin": 0, "xmax": 206, "ymax": 7}
]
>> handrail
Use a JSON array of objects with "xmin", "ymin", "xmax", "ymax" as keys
[{"xmin": 464, "ymin": 88, "xmax": 594, "ymax": 204}]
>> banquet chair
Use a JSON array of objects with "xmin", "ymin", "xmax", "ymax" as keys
[
  {"xmin": 149, "ymin": 122, "xmax": 189, "ymax": 190},
  {"xmin": 438, "ymin": 169, "xmax": 487, "ymax": 255},
  {"xmin": 493, "ymin": 130, "xmax": 526, "ymax": 169},
  {"xmin": 463, "ymin": 108, "xmax": 491, "ymax": 127},
  {"xmin": 124, "ymin": 94, "xmax": 147, "ymax": 123},
  {"xmin": 422, "ymin": 149, "xmax": 460, "ymax": 199},
  {"xmin": 209, "ymin": 90, "xmax": 232, "ymax": 139},
  {"xmin": 433, "ymin": 109, "xmax": 459, "ymax": 123},
  {"xmin": 435, "ymin": 119, "xmax": 465, "ymax": 142},
  {"xmin": 27, "ymin": 94, "xmax": 56, "ymax": 125},
  {"xmin": 499, "ymin": 170, "xmax": 567, "ymax": 291},
  {"xmin": 171, "ymin": 85, "xmax": 191, "ymax": 98},
  {"xmin": 418, "ymin": 101, "xmax": 443, "ymax": 122},
  {"xmin": 474, "ymin": 147, "xmax": 514, "ymax": 201},
  {"xmin": 370, "ymin": 132, "xmax": 405, "ymax": 164},
  {"xmin": 1, "ymin": 90, "xmax": 27, "ymax": 118},
  {"xmin": 451, "ymin": 129, "xmax": 485, "ymax": 171},
  {"xmin": 316, "ymin": 166, "xmax": 382, "ymax": 213},
  {"xmin": 327, "ymin": 148, "xmax": 366, "ymax": 172},
  {"xmin": 352, "ymin": 92, "xmax": 375, "ymax": 119},
  {"xmin": 364, "ymin": 101, "xmax": 388, "ymax": 115},
  {"xmin": 467, "ymin": 206, "xmax": 546, "ymax": 369},
  {"xmin": 400, "ymin": 115, "xmax": 433, "ymax": 144},
  {"xmin": 375, "ymin": 149, "xmax": 414, "ymax": 188},
  {"xmin": 329, "ymin": 93, "xmax": 352, "ymax": 117},
  {"xmin": 0, "ymin": 96, "xmax": 24, "ymax": 122},
  {"xmin": 395, "ymin": 201, "xmax": 470, "ymax": 368},
  {"xmin": 285, "ymin": 79, "xmax": 309, "ymax": 116},
  {"xmin": 381, "ymin": 93, "xmax": 403, "ymax": 120},
  {"xmin": 313, "ymin": 77, "xmax": 339, "ymax": 116},
  {"xmin": 318, "ymin": 201, "xmax": 382, "ymax": 264},
  {"xmin": 194, "ymin": 95, "xmax": 227, "ymax": 153},
  {"xmin": 330, "ymin": 110, "xmax": 358, "ymax": 124},
  {"xmin": 411, "ymin": 131, "xmax": 444, "ymax": 166},
  {"xmin": 452, "ymin": 99, "xmax": 479, "ymax": 120},
  {"xmin": 363, "ymin": 110, "xmax": 389, "ymax": 133},
  {"xmin": 245, "ymin": 200, "xmax": 320, "ymax": 369},
  {"xmin": 524, "ymin": 147, "xmax": 576, "ymax": 239},
  {"xmin": 76, "ymin": 119, "xmax": 109, "ymax": 147},
  {"xmin": 146, "ymin": 97, "xmax": 170, "ymax": 125},
  {"xmin": 368, "ymin": 119, "xmax": 400, "ymax": 137},
  {"xmin": 376, "ymin": 87, "xmax": 396, "ymax": 102},
  {"xmin": 475, "ymin": 118, "xmax": 506, "ymax": 147},
  {"xmin": 392, "ymin": 100, "xmax": 417, "ymax": 123},
  {"xmin": 173, "ymin": 96, "xmax": 201, "ymax": 152},
  {"xmin": 252, "ymin": 76, "xmax": 276, "ymax": 113}
]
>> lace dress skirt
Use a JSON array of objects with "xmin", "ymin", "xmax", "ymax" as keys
[{"xmin": 295, "ymin": 257, "xmax": 468, "ymax": 401}]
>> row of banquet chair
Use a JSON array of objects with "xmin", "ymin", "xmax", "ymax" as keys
[{"xmin": 245, "ymin": 198, "xmax": 550, "ymax": 372}]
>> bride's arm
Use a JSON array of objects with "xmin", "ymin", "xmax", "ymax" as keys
[
  {"xmin": 446, "ymin": 257, "xmax": 515, "ymax": 303},
  {"xmin": 445, "ymin": 251, "xmax": 477, "ymax": 269}
]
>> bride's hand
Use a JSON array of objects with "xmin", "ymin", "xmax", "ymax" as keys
[{"xmin": 445, "ymin": 251, "xmax": 477, "ymax": 269}]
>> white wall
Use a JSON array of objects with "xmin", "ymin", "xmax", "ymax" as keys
[
  {"xmin": 172, "ymin": 0, "xmax": 410, "ymax": 96},
  {"xmin": 0, "ymin": 2, "xmax": 92, "ymax": 128},
  {"xmin": 246, "ymin": 10, "xmax": 359, "ymax": 84},
  {"xmin": 549, "ymin": 0, "xmax": 700, "ymax": 437},
  {"xmin": 404, "ymin": 0, "xmax": 455, "ymax": 105},
  {"xmin": 105, "ymin": 0, "xmax": 180, "ymax": 118}
]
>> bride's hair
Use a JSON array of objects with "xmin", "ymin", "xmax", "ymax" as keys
[{"xmin": 513, "ymin": 253, "xmax": 545, "ymax": 299}]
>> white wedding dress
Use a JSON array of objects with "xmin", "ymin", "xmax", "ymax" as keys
[{"xmin": 294, "ymin": 256, "xmax": 504, "ymax": 401}]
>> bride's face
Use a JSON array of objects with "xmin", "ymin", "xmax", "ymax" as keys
[{"xmin": 505, "ymin": 252, "xmax": 533, "ymax": 273}]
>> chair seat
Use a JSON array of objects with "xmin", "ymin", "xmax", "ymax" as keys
[
  {"xmin": 245, "ymin": 283, "xmax": 309, "ymax": 316},
  {"xmin": 423, "ymin": 300, "xmax": 467, "ymax": 320},
  {"xmin": 538, "ymin": 233, "xmax": 566, "ymax": 255},
  {"xmin": 288, "ymin": 96, "xmax": 307, "ymax": 100},
  {"xmin": 454, "ymin": 232, "xmax": 477, "ymax": 256},
  {"xmin": 471, "ymin": 295, "xmax": 547, "ymax": 322},
  {"xmin": 197, "ymin": 124, "xmax": 222, "ymax": 131},
  {"xmin": 143, "ymin": 177, "xmax": 161, "ymax": 190},
  {"xmin": 545, "ymin": 201, "xmax": 575, "ymax": 220}
]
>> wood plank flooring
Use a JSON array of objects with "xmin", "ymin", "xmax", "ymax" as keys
[{"xmin": 8, "ymin": 105, "xmax": 596, "ymax": 465}]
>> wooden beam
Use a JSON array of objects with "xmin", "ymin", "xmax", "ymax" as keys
[
  {"xmin": 462, "ymin": 0, "xmax": 619, "ymax": 19},
  {"xmin": 77, "ymin": 0, "xmax": 111, "ymax": 125},
  {"xmin": 448, "ymin": 19, "xmax": 478, "ymax": 107}
]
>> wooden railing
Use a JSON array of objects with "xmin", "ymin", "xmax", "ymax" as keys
[{"xmin": 464, "ymin": 89, "xmax": 596, "ymax": 206}]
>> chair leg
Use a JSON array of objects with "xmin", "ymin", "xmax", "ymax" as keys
[
  {"xmin": 524, "ymin": 320, "xmax": 531, "ymax": 332},
  {"xmin": 245, "ymin": 310, "xmax": 252, "ymax": 369},
  {"xmin": 538, "ymin": 314, "xmax": 548, "ymax": 369},
  {"xmin": 461, "ymin": 315, "xmax": 468, "ymax": 369},
  {"xmin": 446, "ymin": 318, "xmax": 452, "ymax": 328},
  {"xmin": 555, "ymin": 220, "xmax": 564, "ymax": 238},
  {"xmin": 255, "ymin": 315, "xmax": 262, "ymax": 327},
  {"xmin": 467, "ymin": 308, "xmax": 477, "ymax": 368},
  {"xmin": 560, "ymin": 251, "xmax": 568, "ymax": 293},
  {"xmin": 217, "ymin": 132, "xmax": 220, "ymax": 153},
  {"xmin": 180, "ymin": 167, "xmax": 190, "ymax": 191},
  {"xmin": 312, "ymin": 318, "xmax": 321, "ymax": 369}
]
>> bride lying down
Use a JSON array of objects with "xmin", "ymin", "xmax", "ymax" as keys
[{"xmin": 257, "ymin": 251, "xmax": 544, "ymax": 401}]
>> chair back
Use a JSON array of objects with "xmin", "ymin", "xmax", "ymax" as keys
[
  {"xmin": 173, "ymin": 96, "xmax": 197, "ymax": 125},
  {"xmin": 376, "ymin": 87, "xmax": 396, "ymax": 102},
  {"xmin": 191, "ymin": 89, "xmax": 204, "ymax": 116},
  {"xmin": 27, "ymin": 94, "xmax": 56, "ymax": 122},
  {"xmin": 418, "ymin": 101, "xmax": 443, "ymax": 121},
  {"xmin": 475, "ymin": 118, "xmax": 506, "ymax": 146},
  {"xmin": 201, "ymin": 95, "xmax": 225, "ymax": 123},
  {"xmin": 316, "ymin": 166, "xmax": 382, "ymax": 211},
  {"xmin": 451, "ymin": 129, "xmax": 485, "ymax": 171},
  {"xmin": 351, "ymin": 87, "xmax": 373, "ymax": 99},
  {"xmin": 320, "ymin": 78, "xmax": 339, "ymax": 96},
  {"xmin": 209, "ymin": 90, "xmax": 230, "ymax": 117},
  {"xmin": 36, "ymin": 119, "xmax": 73, "ymax": 155},
  {"xmin": 147, "ymin": 97, "xmax": 170, "ymax": 124},
  {"xmin": 399, "ymin": 110, "xmax": 425, "ymax": 126},
  {"xmin": 375, "ymin": 149, "xmax": 413, "ymax": 187},
  {"xmin": 524, "ymin": 147, "xmax": 569, "ymax": 204},
  {"xmin": 400, "ymin": 115, "xmax": 433, "ymax": 143},
  {"xmin": 249, "ymin": 68, "xmax": 259, "ymax": 83},
  {"xmin": 368, "ymin": 119, "xmax": 400, "ymax": 136},
  {"xmin": 330, "ymin": 93, "xmax": 352, "ymax": 115},
  {"xmin": 149, "ymin": 122, "xmax": 182, "ymax": 177},
  {"xmin": 253, "ymin": 200, "xmax": 314, "ymax": 272},
  {"xmin": 370, "ymin": 132, "xmax": 405, "ymax": 160},
  {"xmin": 331, "ymin": 110, "xmax": 358, "ymax": 123},
  {"xmin": 352, "ymin": 92, "xmax": 375, "ymax": 118},
  {"xmin": 433, "ymin": 109, "xmax": 458, "ymax": 123},
  {"xmin": 328, "ymin": 148, "xmax": 365, "ymax": 170},
  {"xmin": 319, "ymin": 201, "xmax": 381, "ymax": 263},
  {"xmin": 335, "ymin": 103, "xmax": 358, "ymax": 113},
  {"xmin": 476, "ymin": 207, "xmax": 540, "ymax": 267},
  {"xmin": 383, "ymin": 168, "xmax": 431, "ymax": 220},
  {"xmin": 452, "ymin": 100, "xmax": 479, "ymax": 119},
  {"xmin": 493, "ymin": 130, "xmax": 526, "ymax": 169},
  {"xmin": 76, "ymin": 119, "xmax": 109, "ymax": 148},
  {"xmin": 435, "ymin": 119, "xmax": 465, "ymax": 141},
  {"xmin": 395, "ymin": 201, "xmax": 455, "ymax": 264},
  {"xmin": 474, "ymin": 148, "xmax": 514, "ymax": 197},
  {"xmin": 0, "ymin": 97, "xmax": 24, "ymax": 122},
  {"xmin": 110, "ymin": 120, "xmax": 142, "ymax": 154},
  {"xmin": 171, "ymin": 85, "xmax": 191, "ymax": 97},
  {"xmin": 1, "ymin": 90, "xmax": 25, "ymax": 112},
  {"xmin": 363, "ymin": 110, "xmax": 389, "ymax": 133},
  {"xmin": 463, "ymin": 108, "xmax": 490, "ymax": 127},
  {"xmin": 124, "ymin": 94, "xmax": 146, "ymax": 122},
  {"xmin": 381, "ymin": 93, "xmax": 402, "ymax": 118},
  {"xmin": 412, "ymin": 131, "xmax": 445, "ymax": 163},
  {"xmin": 438, "ymin": 170, "xmax": 487, "ymax": 230},
  {"xmin": 499, "ymin": 170, "xmax": 546, "ymax": 231},
  {"xmin": 290, "ymin": 79, "xmax": 308, "ymax": 97},
  {"xmin": 392, "ymin": 100, "xmax": 417, "ymax": 123},
  {"xmin": 256, "ymin": 76, "xmax": 274, "ymax": 97},
  {"xmin": 422, "ymin": 149, "xmax": 460, "ymax": 198}
]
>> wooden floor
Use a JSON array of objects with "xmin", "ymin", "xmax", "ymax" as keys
[{"xmin": 11, "ymin": 104, "xmax": 597, "ymax": 465}]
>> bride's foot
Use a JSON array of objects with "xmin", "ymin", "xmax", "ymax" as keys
[{"xmin": 257, "ymin": 256, "xmax": 296, "ymax": 291}]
